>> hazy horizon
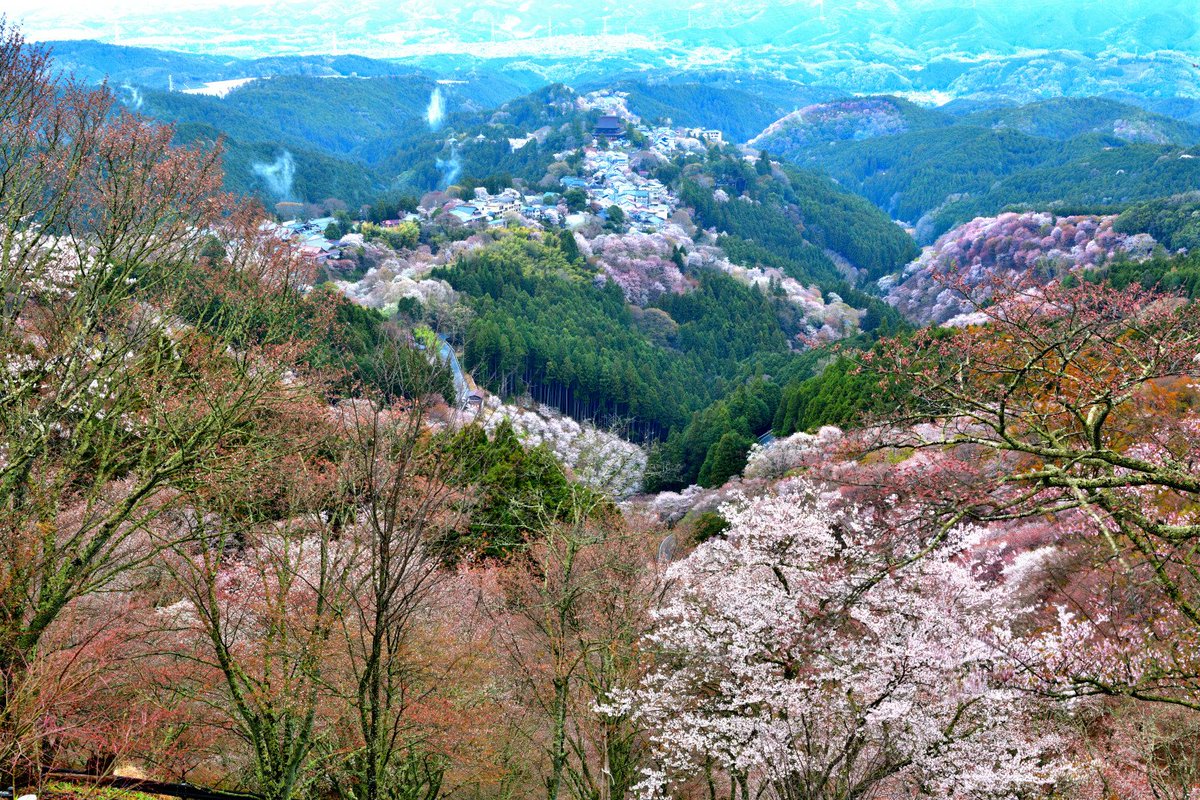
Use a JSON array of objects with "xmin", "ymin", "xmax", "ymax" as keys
[{"xmin": 11, "ymin": 0, "xmax": 1200, "ymax": 61}]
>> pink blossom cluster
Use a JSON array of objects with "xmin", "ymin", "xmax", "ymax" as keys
[
  {"xmin": 641, "ymin": 477, "xmax": 779, "ymax": 526},
  {"xmin": 337, "ymin": 230, "xmax": 521, "ymax": 312},
  {"xmin": 743, "ymin": 426, "xmax": 843, "ymax": 480},
  {"xmin": 582, "ymin": 224, "xmax": 861, "ymax": 340},
  {"xmin": 338, "ymin": 266, "xmax": 456, "ymax": 312},
  {"xmin": 585, "ymin": 230, "xmax": 690, "ymax": 305},
  {"xmin": 885, "ymin": 212, "xmax": 1157, "ymax": 325}
]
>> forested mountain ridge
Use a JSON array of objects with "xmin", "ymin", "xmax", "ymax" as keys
[
  {"xmin": 749, "ymin": 96, "xmax": 952, "ymax": 150},
  {"xmin": 121, "ymin": 76, "xmax": 589, "ymax": 204},
  {"xmin": 753, "ymin": 96, "xmax": 1200, "ymax": 242},
  {"xmin": 959, "ymin": 96, "xmax": 1200, "ymax": 143},
  {"xmin": 44, "ymin": 38, "xmax": 544, "ymax": 98},
  {"xmin": 104, "ymin": 67, "xmax": 1200, "ymax": 242}
]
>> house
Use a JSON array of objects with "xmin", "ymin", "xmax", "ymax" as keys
[
  {"xmin": 447, "ymin": 205, "xmax": 484, "ymax": 224},
  {"xmin": 299, "ymin": 243, "xmax": 340, "ymax": 264},
  {"xmin": 259, "ymin": 220, "xmax": 292, "ymax": 240},
  {"xmin": 687, "ymin": 128, "xmax": 724, "ymax": 145}
]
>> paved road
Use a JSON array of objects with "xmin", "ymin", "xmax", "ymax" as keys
[
  {"xmin": 436, "ymin": 334, "xmax": 469, "ymax": 406},
  {"xmin": 657, "ymin": 532, "xmax": 678, "ymax": 565}
]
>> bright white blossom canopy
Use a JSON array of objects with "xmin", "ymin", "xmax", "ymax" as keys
[{"xmin": 616, "ymin": 481, "xmax": 1069, "ymax": 800}]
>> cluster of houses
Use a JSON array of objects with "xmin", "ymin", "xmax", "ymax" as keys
[
  {"xmin": 260, "ymin": 217, "xmax": 342, "ymax": 263},
  {"xmin": 263, "ymin": 98, "xmax": 725, "ymax": 254},
  {"xmin": 413, "ymin": 114, "xmax": 719, "ymax": 234},
  {"xmin": 557, "ymin": 114, "xmax": 730, "ymax": 231},
  {"xmin": 645, "ymin": 124, "xmax": 724, "ymax": 155},
  {"xmin": 568, "ymin": 148, "xmax": 675, "ymax": 230},
  {"xmin": 686, "ymin": 127, "xmax": 724, "ymax": 145},
  {"xmin": 441, "ymin": 186, "xmax": 564, "ymax": 227}
]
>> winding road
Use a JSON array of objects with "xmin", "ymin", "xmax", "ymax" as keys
[{"xmin": 436, "ymin": 334, "xmax": 469, "ymax": 406}]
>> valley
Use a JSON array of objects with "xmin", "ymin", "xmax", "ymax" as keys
[{"xmin": 5, "ymin": 4, "xmax": 1200, "ymax": 800}]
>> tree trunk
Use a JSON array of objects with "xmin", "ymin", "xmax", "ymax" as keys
[{"xmin": 546, "ymin": 676, "xmax": 570, "ymax": 800}]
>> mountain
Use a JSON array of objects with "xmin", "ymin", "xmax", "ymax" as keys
[
  {"xmin": 960, "ymin": 97, "xmax": 1200, "ymax": 144},
  {"xmin": 749, "ymin": 97, "xmax": 950, "ymax": 151},
  {"xmin": 24, "ymin": 0, "xmax": 1200, "ymax": 61},
  {"xmin": 753, "ymin": 95, "xmax": 1200, "ymax": 240},
  {"xmin": 927, "ymin": 142, "xmax": 1200, "ymax": 236},
  {"xmin": 45, "ymin": 39, "xmax": 539, "ymax": 101},
  {"xmin": 142, "ymin": 75, "xmax": 438, "ymax": 157},
  {"xmin": 22, "ymin": 0, "xmax": 1200, "ymax": 114},
  {"xmin": 113, "ymin": 74, "xmax": 591, "ymax": 204}
]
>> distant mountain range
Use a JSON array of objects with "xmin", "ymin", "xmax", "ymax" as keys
[
  {"xmin": 749, "ymin": 95, "xmax": 1200, "ymax": 240},
  {"xmin": 21, "ymin": 0, "xmax": 1199, "ymax": 60},
  {"xmin": 22, "ymin": 0, "xmax": 1200, "ymax": 113}
]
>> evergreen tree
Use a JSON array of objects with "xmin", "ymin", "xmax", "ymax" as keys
[{"xmin": 698, "ymin": 431, "xmax": 753, "ymax": 488}]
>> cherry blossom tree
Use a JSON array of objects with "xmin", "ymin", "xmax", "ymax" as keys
[
  {"xmin": 885, "ymin": 213, "xmax": 1156, "ymax": 326},
  {"xmin": 620, "ymin": 481, "xmax": 1067, "ymax": 800},
  {"xmin": 478, "ymin": 400, "xmax": 647, "ymax": 498},
  {"xmin": 742, "ymin": 427, "xmax": 842, "ymax": 481},
  {"xmin": 865, "ymin": 280, "xmax": 1200, "ymax": 711}
]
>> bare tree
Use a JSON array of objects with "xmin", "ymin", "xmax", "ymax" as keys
[
  {"xmin": 168, "ymin": 521, "xmax": 351, "ymax": 800},
  {"xmin": 483, "ymin": 500, "xmax": 661, "ymax": 800},
  {"xmin": 865, "ymin": 278, "xmax": 1200, "ymax": 708},
  {"xmin": 0, "ymin": 21, "xmax": 325, "ymax": 785},
  {"xmin": 330, "ymin": 350, "xmax": 475, "ymax": 800}
]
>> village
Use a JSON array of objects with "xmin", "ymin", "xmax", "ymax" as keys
[{"xmin": 262, "ymin": 90, "xmax": 725, "ymax": 265}]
